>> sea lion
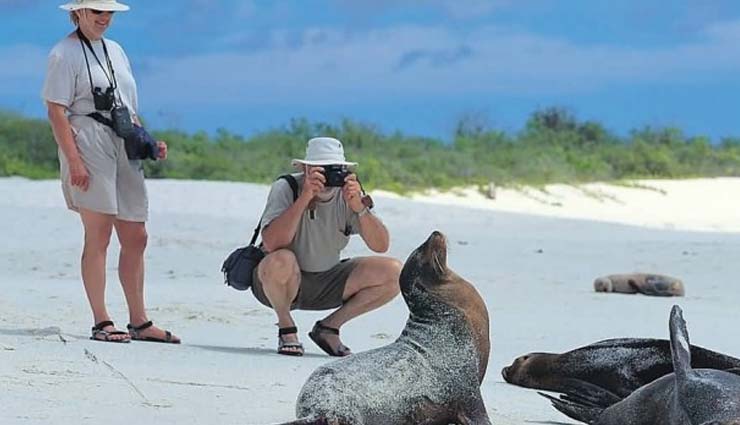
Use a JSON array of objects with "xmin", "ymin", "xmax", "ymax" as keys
[
  {"xmin": 541, "ymin": 305, "xmax": 740, "ymax": 425},
  {"xmin": 502, "ymin": 338, "xmax": 740, "ymax": 398},
  {"xmin": 594, "ymin": 273, "xmax": 685, "ymax": 296},
  {"xmin": 274, "ymin": 231, "xmax": 492, "ymax": 425}
]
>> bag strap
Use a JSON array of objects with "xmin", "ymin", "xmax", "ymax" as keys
[
  {"xmin": 249, "ymin": 174, "xmax": 299, "ymax": 246},
  {"xmin": 87, "ymin": 111, "xmax": 115, "ymax": 128}
]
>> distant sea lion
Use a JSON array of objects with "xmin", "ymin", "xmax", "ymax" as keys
[
  {"xmin": 502, "ymin": 338, "xmax": 740, "ymax": 398},
  {"xmin": 594, "ymin": 273, "xmax": 685, "ymax": 297},
  {"xmin": 541, "ymin": 305, "xmax": 740, "ymax": 424},
  {"xmin": 275, "ymin": 231, "xmax": 492, "ymax": 425}
]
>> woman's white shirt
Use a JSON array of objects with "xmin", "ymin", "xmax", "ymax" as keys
[{"xmin": 42, "ymin": 35, "xmax": 138, "ymax": 119}]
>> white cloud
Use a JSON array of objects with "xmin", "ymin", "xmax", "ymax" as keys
[{"xmin": 135, "ymin": 20, "xmax": 740, "ymax": 108}]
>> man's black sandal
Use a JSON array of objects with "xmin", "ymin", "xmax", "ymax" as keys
[
  {"xmin": 277, "ymin": 326, "xmax": 304, "ymax": 356},
  {"xmin": 127, "ymin": 321, "xmax": 180, "ymax": 344},
  {"xmin": 308, "ymin": 321, "xmax": 351, "ymax": 357},
  {"xmin": 90, "ymin": 320, "xmax": 131, "ymax": 343}
]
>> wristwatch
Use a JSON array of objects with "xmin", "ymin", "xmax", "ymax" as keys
[{"xmin": 357, "ymin": 206, "xmax": 371, "ymax": 217}]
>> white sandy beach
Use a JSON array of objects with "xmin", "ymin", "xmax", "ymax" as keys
[{"xmin": 2, "ymin": 176, "xmax": 740, "ymax": 425}]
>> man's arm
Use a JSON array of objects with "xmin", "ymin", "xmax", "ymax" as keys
[
  {"xmin": 342, "ymin": 174, "xmax": 389, "ymax": 253},
  {"xmin": 262, "ymin": 167, "xmax": 325, "ymax": 252},
  {"xmin": 356, "ymin": 210, "xmax": 390, "ymax": 253},
  {"xmin": 261, "ymin": 195, "xmax": 310, "ymax": 252}
]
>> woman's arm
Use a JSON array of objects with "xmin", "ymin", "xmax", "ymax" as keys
[{"xmin": 46, "ymin": 101, "xmax": 89, "ymax": 191}]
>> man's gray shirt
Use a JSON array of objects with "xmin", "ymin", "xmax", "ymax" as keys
[{"xmin": 260, "ymin": 173, "xmax": 362, "ymax": 272}]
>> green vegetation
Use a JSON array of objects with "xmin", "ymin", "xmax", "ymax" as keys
[{"xmin": 2, "ymin": 108, "xmax": 740, "ymax": 193}]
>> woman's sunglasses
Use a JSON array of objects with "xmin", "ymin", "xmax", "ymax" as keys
[{"xmin": 89, "ymin": 9, "xmax": 115, "ymax": 15}]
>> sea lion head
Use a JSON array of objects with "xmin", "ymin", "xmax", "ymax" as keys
[
  {"xmin": 399, "ymin": 230, "xmax": 448, "ymax": 305},
  {"xmin": 594, "ymin": 277, "xmax": 614, "ymax": 292},
  {"xmin": 501, "ymin": 352, "xmax": 558, "ymax": 390},
  {"xmin": 400, "ymin": 230, "xmax": 491, "ymax": 381}
]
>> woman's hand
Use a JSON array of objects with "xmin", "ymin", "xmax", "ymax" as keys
[
  {"xmin": 69, "ymin": 158, "xmax": 90, "ymax": 191},
  {"xmin": 156, "ymin": 141, "xmax": 167, "ymax": 160}
]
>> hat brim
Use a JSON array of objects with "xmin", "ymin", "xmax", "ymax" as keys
[
  {"xmin": 60, "ymin": 2, "xmax": 130, "ymax": 12},
  {"xmin": 292, "ymin": 159, "xmax": 357, "ymax": 171}
]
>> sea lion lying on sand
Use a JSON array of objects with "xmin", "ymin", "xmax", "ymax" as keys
[
  {"xmin": 502, "ymin": 338, "xmax": 740, "ymax": 398},
  {"xmin": 273, "ymin": 231, "xmax": 491, "ymax": 425},
  {"xmin": 594, "ymin": 273, "xmax": 685, "ymax": 296},
  {"xmin": 541, "ymin": 305, "xmax": 740, "ymax": 425}
]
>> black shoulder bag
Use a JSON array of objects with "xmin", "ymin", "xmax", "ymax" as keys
[{"xmin": 221, "ymin": 174, "xmax": 299, "ymax": 291}]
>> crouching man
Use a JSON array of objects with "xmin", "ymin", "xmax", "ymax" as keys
[{"xmin": 252, "ymin": 137, "xmax": 401, "ymax": 357}]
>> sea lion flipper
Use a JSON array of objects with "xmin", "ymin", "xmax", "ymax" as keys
[
  {"xmin": 560, "ymin": 379, "xmax": 622, "ymax": 408},
  {"xmin": 456, "ymin": 394, "xmax": 492, "ymax": 425},
  {"xmin": 726, "ymin": 367, "xmax": 740, "ymax": 377},
  {"xmin": 669, "ymin": 305, "xmax": 693, "ymax": 381},
  {"xmin": 272, "ymin": 417, "xmax": 328, "ymax": 425},
  {"xmin": 538, "ymin": 392, "xmax": 602, "ymax": 424}
]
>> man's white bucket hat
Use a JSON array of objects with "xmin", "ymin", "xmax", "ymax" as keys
[
  {"xmin": 60, "ymin": 0, "xmax": 130, "ymax": 12},
  {"xmin": 292, "ymin": 137, "xmax": 357, "ymax": 171}
]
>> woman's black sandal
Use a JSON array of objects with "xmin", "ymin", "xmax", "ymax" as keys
[
  {"xmin": 127, "ymin": 320, "xmax": 180, "ymax": 344},
  {"xmin": 308, "ymin": 321, "xmax": 351, "ymax": 357},
  {"xmin": 278, "ymin": 326, "xmax": 304, "ymax": 356},
  {"xmin": 90, "ymin": 320, "xmax": 131, "ymax": 343}
]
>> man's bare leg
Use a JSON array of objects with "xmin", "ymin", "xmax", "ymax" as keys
[
  {"xmin": 258, "ymin": 249, "xmax": 302, "ymax": 353},
  {"xmin": 319, "ymin": 256, "xmax": 402, "ymax": 352}
]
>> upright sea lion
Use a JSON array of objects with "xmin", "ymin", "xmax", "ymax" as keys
[
  {"xmin": 274, "ymin": 231, "xmax": 492, "ymax": 425},
  {"xmin": 541, "ymin": 305, "xmax": 740, "ymax": 425},
  {"xmin": 502, "ymin": 338, "xmax": 740, "ymax": 398},
  {"xmin": 594, "ymin": 273, "xmax": 685, "ymax": 296}
]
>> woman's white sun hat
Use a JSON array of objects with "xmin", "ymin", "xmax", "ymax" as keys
[
  {"xmin": 59, "ymin": 0, "xmax": 130, "ymax": 12},
  {"xmin": 292, "ymin": 137, "xmax": 358, "ymax": 171}
]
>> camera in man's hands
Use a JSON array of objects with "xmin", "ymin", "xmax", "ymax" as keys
[
  {"xmin": 322, "ymin": 164, "xmax": 350, "ymax": 187},
  {"xmin": 93, "ymin": 86, "xmax": 116, "ymax": 111}
]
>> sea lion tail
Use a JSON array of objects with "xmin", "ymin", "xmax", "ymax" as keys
[
  {"xmin": 669, "ymin": 305, "xmax": 693, "ymax": 382},
  {"xmin": 538, "ymin": 392, "xmax": 602, "ymax": 424}
]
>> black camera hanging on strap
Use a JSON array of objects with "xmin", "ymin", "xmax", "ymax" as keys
[
  {"xmin": 77, "ymin": 28, "xmax": 134, "ymax": 140},
  {"xmin": 221, "ymin": 175, "xmax": 299, "ymax": 291}
]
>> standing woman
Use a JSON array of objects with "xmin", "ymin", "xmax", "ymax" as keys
[{"xmin": 42, "ymin": 0, "xmax": 179, "ymax": 344}]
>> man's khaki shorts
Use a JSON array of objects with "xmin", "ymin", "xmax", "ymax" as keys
[
  {"xmin": 251, "ymin": 258, "xmax": 359, "ymax": 311},
  {"xmin": 59, "ymin": 116, "xmax": 148, "ymax": 222}
]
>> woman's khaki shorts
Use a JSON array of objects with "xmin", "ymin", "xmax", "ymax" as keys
[
  {"xmin": 251, "ymin": 258, "xmax": 358, "ymax": 311},
  {"xmin": 60, "ymin": 116, "xmax": 148, "ymax": 222}
]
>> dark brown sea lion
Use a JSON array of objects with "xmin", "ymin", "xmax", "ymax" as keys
[
  {"xmin": 541, "ymin": 305, "xmax": 740, "ymax": 425},
  {"xmin": 594, "ymin": 273, "xmax": 685, "ymax": 296},
  {"xmin": 502, "ymin": 338, "xmax": 740, "ymax": 398},
  {"xmin": 273, "ymin": 231, "xmax": 491, "ymax": 425}
]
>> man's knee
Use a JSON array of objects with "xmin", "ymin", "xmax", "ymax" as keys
[
  {"xmin": 381, "ymin": 258, "xmax": 402, "ymax": 295},
  {"xmin": 259, "ymin": 249, "xmax": 300, "ymax": 288},
  {"xmin": 357, "ymin": 256, "xmax": 402, "ymax": 293}
]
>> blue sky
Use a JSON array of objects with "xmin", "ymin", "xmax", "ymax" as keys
[{"xmin": 1, "ymin": 0, "xmax": 739, "ymax": 141}]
